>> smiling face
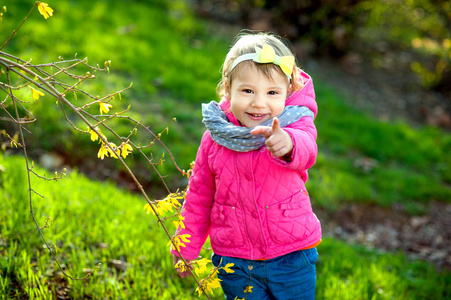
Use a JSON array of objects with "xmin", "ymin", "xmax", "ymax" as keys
[{"xmin": 226, "ymin": 63, "xmax": 290, "ymax": 128}]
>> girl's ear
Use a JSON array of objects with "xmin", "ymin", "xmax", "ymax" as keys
[
  {"xmin": 287, "ymin": 83, "xmax": 293, "ymax": 97},
  {"xmin": 224, "ymin": 79, "xmax": 230, "ymax": 98}
]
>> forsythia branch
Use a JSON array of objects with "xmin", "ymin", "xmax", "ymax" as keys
[{"xmin": 1, "ymin": 1, "xmax": 217, "ymax": 298}]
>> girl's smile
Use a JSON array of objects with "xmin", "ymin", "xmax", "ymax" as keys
[
  {"xmin": 227, "ymin": 64, "xmax": 290, "ymax": 128},
  {"xmin": 247, "ymin": 112, "xmax": 268, "ymax": 120}
]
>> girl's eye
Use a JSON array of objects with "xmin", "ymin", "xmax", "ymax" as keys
[
  {"xmin": 242, "ymin": 89, "xmax": 253, "ymax": 94},
  {"xmin": 268, "ymin": 91, "xmax": 278, "ymax": 95}
]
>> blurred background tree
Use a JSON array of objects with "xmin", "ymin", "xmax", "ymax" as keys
[{"xmin": 195, "ymin": 0, "xmax": 451, "ymax": 98}]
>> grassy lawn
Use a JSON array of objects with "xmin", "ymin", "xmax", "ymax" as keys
[
  {"xmin": 0, "ymin": 155, "xmax": 195, "ymax": 299},
  {"xmin": 1, "ymin": 0, "xmax": 450, "ymax": 298},
  {"xmin": 1, "ymin": 155, "xmax": 449, "ymax": 299}
]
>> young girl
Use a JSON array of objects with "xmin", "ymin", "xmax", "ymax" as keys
[{"xmin": 171, "ymin": 32, "xmax": 321, "ymax": 300}]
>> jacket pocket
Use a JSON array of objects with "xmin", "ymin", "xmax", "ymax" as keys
[
  {"xmin": 265, "ymin": 189, "xmax": 313, "ymax": 245},
  {"xmin": 210, "ymin": 203, "xmax": 246, "ymax": 248}
]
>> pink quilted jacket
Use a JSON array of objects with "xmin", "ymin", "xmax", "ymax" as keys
[{"xmin": 171, "ymin": 71, "xmax": 321, "ymax": 260}]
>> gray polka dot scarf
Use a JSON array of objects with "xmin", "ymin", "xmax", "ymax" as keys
[{"xmin": 201, "ymin": 101, "xmax": 314, "ymax": 152}]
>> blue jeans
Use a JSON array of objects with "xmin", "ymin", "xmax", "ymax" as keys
[{"xmin": 212, "ymin": 248, "xmax": 318, "ymax": 300}]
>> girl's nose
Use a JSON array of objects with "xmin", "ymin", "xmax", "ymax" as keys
[{"xmin": 251, "ymin": 95, "xmax": 266, "ymax": 108}]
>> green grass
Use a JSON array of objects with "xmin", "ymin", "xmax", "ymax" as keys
[
  {"xmin": 0, "ymin": 154, "xmax": 208, "ymax": 299},
  {"xmin": 1, "ymin": 154, "xmax": 449, "ymax": 299},
  {"xmin": 317, "ymin": 238, "xmax": 450, "ymax": 300}
]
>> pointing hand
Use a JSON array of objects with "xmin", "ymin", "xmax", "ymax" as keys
[{"xmin": 251, "ymin": 117, "xmax": 293, "ymax": 159}]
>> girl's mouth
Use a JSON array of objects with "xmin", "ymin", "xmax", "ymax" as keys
[{"xmin": 246, "ymin": 113, "xmax": 267, "ymax": 120}]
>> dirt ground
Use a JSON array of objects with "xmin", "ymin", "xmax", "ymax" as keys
[{"xmin": 315, "ymin": 202, "xmax": 451, "ymax": 271}]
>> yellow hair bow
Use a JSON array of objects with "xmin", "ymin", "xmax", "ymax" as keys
[{"xmin": 254, "ymin": 45, "xmax": 295, "ymax": 78}]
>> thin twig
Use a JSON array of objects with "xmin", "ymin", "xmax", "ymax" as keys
[
  {"xmin": 1, "ymin": 25, "xmax": 213, "ymax": 297},
  {"xmin": 8, "ymin": 70, "xmax": 95, "ymax": 280},
  {"xmin": 0, "ymin": 2, "xmax": 38, "ymax": 51}
]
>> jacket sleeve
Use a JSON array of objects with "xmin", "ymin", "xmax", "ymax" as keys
[
  {"xmin": 171, "ymin": 131, "xmax": 216, "ymax": 260},
  {"xmin": 271, "ymin": 115, "xmax": 318, "ymax": 171}
]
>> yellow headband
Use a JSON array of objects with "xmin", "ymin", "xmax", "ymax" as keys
[{"xmin": 230, "ymin": 45, "xmax": 295, "ymax": 79}]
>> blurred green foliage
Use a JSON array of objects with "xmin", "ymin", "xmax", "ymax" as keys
[
  {"xmin": 194, "ymin": 0, "xmax": 451, "ymax": 93},
  {"xmin": 357, "ymin": 0, "xmax": 451, "ymax": 92},
  {"xmin": 194, "ymin": 0, "xmax": 365, "ymax": 56}
]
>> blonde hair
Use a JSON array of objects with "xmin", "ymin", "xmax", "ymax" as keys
[{"xmin": 217, "ymin": 31, "xmax": 303, "ymax": 98}]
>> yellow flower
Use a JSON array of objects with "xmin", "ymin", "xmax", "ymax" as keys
[
  {"xmin": 193, "ymin": 258, "xmax": 211, "ymax": 276},
  {"xmin": 174, "ymin": 260, "xmax": 187, "ymax": 273},
  {"xmin": 99, "ymin": 102, "xmax": 112, "ymax": 115},
  {"xmin": 143, "ymin": 203, "xmax": 154, "ymax": 214},
  {"xmin": 97, "ymin": 143, "xmax": 108, "ymax": 160},
  {"xmin": 89, "ymin": 127, "xmax": 99, "ymax": 142},
  {"xmin": 38, "ymin": 2, "xmax": 53, "ymax": 19},
  {"xmin": 0, "ymin": 6, "xmax": 5, "ymax": 23},
  {"xmin": 30, "ymin": 86, "xmax": 44, "ymax": 101},
  {"xmin": 106, "ymin": 142, "xmax": 119, "ymax": 159},
  {"xmin": 148, "ymin": 192, "xmax": 184, "ymax": 217},
  {"xmin": 195, "ymin": 272, "xmax": 222, "ymax": 297},
  {"xmin": 222, "ymin": 263, "xmax": 235, "ymax": 274},
  {"xmin": 171, "ymin": 214, "xmax": 185, "ymax": 229},
  {"xmin": 167, "ymin": 234, "xmax": 191, "ymax": 252},
  {"xmin": 156, "ymin": 199, "xmax": 175, "ymax": 215},
  {"xmin": 165, "ymin": 192, "xmax": 184, "ymax": 208},
  {"xmin": 244, "ymin": 286, "xmax": 253, "ymax": 293},
  {"xmin": 120, "ymin": 143, "xmax": 133, "ymax": 159}
]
